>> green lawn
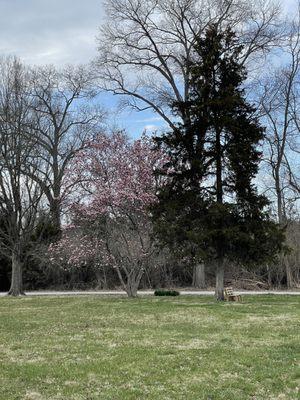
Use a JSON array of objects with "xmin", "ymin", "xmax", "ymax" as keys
[{"xmin": 0, "ymin": 295, "xmax": 299, "ymax": 400}]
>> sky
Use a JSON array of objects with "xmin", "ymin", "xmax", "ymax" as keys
[
  {"xmin": 0, "ymin": 0, "xmax": 159, "ymax": 136},
  {"xmin": 0, "ymin": 0, "xmax": 297, "ymax": 136},
  {"xmin": 0, "ymin": 0, "xmax": 146, "ymax": 137},
  {"xmin": 0, "ymin": 0, "xmax": 296, "ymax": 65},
  {"xmin": 0, "ymin": 0, "xmax": 102, "ymax": 65}
]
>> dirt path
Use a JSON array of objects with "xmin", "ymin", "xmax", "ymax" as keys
[{"xmin": 0, "ymin": 290, "xmax": 299, "ymax": 296}]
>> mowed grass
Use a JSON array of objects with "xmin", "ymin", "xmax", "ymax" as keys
[{"xmin": 0, "ymin": 296, "xmax": 299, "ymax": 400}]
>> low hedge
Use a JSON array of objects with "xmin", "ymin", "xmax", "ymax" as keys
[{"xmin": 154, "ymin": 289, "xmax": 180, "ymax": 296}]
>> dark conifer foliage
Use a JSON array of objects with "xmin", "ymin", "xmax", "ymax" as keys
[{"xmin": 152, "ymin": 25, "xmax": 285, "ymax": 300}]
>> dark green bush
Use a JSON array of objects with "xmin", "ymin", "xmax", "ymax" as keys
[{"xmin": 154, "ymin": 289, "xmax": 180, "ymax": 296}]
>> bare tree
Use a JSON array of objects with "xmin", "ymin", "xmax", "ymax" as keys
[
  {"xmin": 260, "ymin": 9, "xmax": 300, "ymax": 287},
  {"xmin": 96, "ymin": 0, "xmax": 283, "ymax": 128},
  {"xmin": 260, "ymin": 39, "xmax": 300, "ymax": 221},
  {"xmin": 0, "ymin": 57, "xmax": 45, "ymax": 296},
  {"xmin": 27, "ymin": 65, "xmax": 103, "ymax": 232}
]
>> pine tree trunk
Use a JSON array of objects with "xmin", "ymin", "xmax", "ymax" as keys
[
  {"xmin": 215, "ymin": 258, "xmax": 225, "ymax": 301},
  {"xmin": 215, "ymin": 125, "xmax": 225, "ymax": 301},
  {"xmin": 8, "ymin": 250, "xmax": 24, "ymax": 296},
  {"xmin": 192, "ymin": 263, "xmax": 205, "ymax": 288}
]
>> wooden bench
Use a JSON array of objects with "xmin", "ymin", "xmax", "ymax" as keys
[{"xmin": 224, "ymin": 287, "xmax": 242, "ymax": 302}]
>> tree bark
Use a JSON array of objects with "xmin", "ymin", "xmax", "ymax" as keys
[
  {"xmin": 125, "ymin": 268, "xmax": 144, "ymax": 298},
  {"xmin": 267, "ymin": 264, "xmax": 272, "ymax": 289},
  {"xmin": 8, "ymin": 249, "xmax": 24, "ymax": 296},
  {"xmin": 50, "ymin": 198, "xmax": 61, "ymax": 235},
  {"xmin": 215, "ymin": 125, "xmax": 225, "ymax": 301},
  {"xmin": 115, "ymin": 264, "xmax": 144, "ymax": 298},
  {"xmin": 192, "ymin": 263, "xmax": 205, "ymax": 289},
  {"xmin": 285, "ymin": 258, "xmax": 294, "ymax": 289},
  {"xmin": 125, "ymin": 283, "xmax": 139, "ymax": 298},
  {"xmin": 215, "ymin": 258, "xmax": 225, "ymax": 301}
]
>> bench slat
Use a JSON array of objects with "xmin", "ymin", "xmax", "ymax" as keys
[{"xmin": 224, "ymin": 287, "xmax": 241, "ymax": 301}]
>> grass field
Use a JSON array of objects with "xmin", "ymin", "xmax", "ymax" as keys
[{"xmin": 0, "ymin": 295, "xmax": 299, "ymax": 400}]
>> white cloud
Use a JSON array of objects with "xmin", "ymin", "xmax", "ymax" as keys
[
  {"xmin": 0, "ymin": 0, "xmax": 296, "ymax": 68},
  {"xmin": 143, "ymin": 124, "xmax": 159, "ymax": 133},
  {"xmin": 0, "ymin": 0, "xmax": 104, "ymax": 66},
  {"xmin": 136, "ymin": 116, "xmax": 164, "ymax": 123}
]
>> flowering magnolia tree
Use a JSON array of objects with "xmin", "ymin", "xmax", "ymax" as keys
[
  {"xmin": 49, "ymin": 229, "xmax": 112, "ymax": 269},
  {"xmin": 49, "ymin": 130, "xmax": 166, "ymax": 297},
  {"xmin": 48, "ymin": 223, "xmax": 113, "ymax": 288}
]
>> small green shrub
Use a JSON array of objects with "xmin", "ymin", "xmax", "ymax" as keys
[{"xmin": 154, "ymin": 289, "xmax": 180, "ymax": 296}]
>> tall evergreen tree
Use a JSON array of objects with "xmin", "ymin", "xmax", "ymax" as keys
[{"xmin": 152, "ymin": 24, "xmax": 285, "ymax": 300}]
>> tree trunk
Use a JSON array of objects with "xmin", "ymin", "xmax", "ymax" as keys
[
  {"xmin": 215, "ymin": 126, "xmax": 224, "ymax": 301},
  {"xmin": 49, "ymin": 196, "xmax": 62, "ymax": 237},
  {"xmin": 125, "ymin": 268, "xmax": 144, "ymax": 298},
  {"xmin": 8, "ymin": 250, "xmax": 24, "ymax": 296},
  {"xmin": 125, "ymin": 283, "xmax": 139, "ymax": 298},
  {"xmin": 267, "ymin": 264, "xmax": 272, "ymax": 289},
  {"xmin": 125, "ymin": 274, "xmax": 140, "ymax": 297},
  {"xmin": 115, "ymin": 264, "xmax": 144, "ymax": 298},
  {"xmin": 192, "ymin": 263, "xmax": 205, "ymax": 288},
  {"xmin": 215, "ymin": 258, "xmax": 225, "ymax": 301},
  {"xmin": 285, "ymin": 258, "xmax": 294, "ymax": 289}
]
